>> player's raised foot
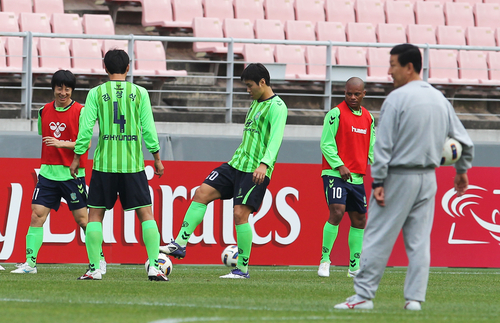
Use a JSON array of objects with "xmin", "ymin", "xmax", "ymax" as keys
[
  {"xmin": 318, "ymin": 262, "xmax": 330, "ymax": 277},
  {"xmin": 334, "ymin": 294, "xmax": 373, "ymax": 310},
  {"xmin": 11, "ymin": 262, "xmax": 37, "ymax": 274},
  {"xmin": 100, "ymin": 259, "xmax": 107, "ymax": 275},
  {"xmin": 159, "ymin": 240, "xmax": 186, "ymax": 259},
  {"xmin": 77, "ymin": 268, "xmax": 102, "ymax": 280},
  {"xmin": 148, "ymin": 266, "xmax": 169, "ymax": 281},
  {"xmin": 404, "ymin": 300, "xmax": 421, "ymax": 311},
  {"xmin": 347, "ymin": 268, "xmax": 360, "ymax": 278},
  {"xmin": 220, "ymin": 268, "xmax": 250, "ymax": 279}
]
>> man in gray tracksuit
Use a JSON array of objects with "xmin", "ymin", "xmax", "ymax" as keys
[{"xmin": 334, "ymin": 44, "xmax": 474, "ymax": 311}]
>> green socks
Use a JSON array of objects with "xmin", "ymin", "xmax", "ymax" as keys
[
  {"xmin": 348, "ymin": 226, "xmax": 364, "ymax": 271},
  {"xmin": 175, "ymin": 201, "xmax": 207, "ymax": 247},
  {"xmin": 320, "ymin": 222, "xmax": 339, "ymax": 263},
  {"xmin": 236, "ymin": 223, "xmax": 252, "ymax": 273},
  {"xmin": 86, "ymin": 222, "xmax": 103, "ymax": 271},
  {"xmin": 142, "ymin": 220, "xmax": 160, "ymax": 269},
  {"xmin": 26, "ymin": 226, "xmax": 43, "ymax": 267}
]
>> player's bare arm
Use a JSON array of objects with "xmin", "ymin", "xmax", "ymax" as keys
[
  {"xmin": 337, "ymin": 165, "xmax": 353, "ymax": 182},
  {"xmin": 70, "ymin": 154, "xmax": 81, "ymax": 179},
  {"xmin": 253, "ymin": 163, "xmax": 268, "ymax": 185},
  {"xmin": 153, "ymin": 152, "xmax": 164, "ymax": 178}
]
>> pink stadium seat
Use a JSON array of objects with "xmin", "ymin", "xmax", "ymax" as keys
[
  {"xmin": 70, "ymin": 39, "xmax": 105, "ymax": 75},
  {"xmin": 50, "ymin": 13, "xmax": 82, "ymax": 35},
  {"xmin": 192, "ymin": 17, "xmax": 227, "ymax": 54},
  {"xmin": 455, "ymin": 0, "xmax": 481, "ymax": 3},
  {"xmin": 222, "ymin": 18, "xmax": 255, "ymax": 54},
  {"xmin": 486, "ymin": 51, "xmax": 500, "ymax": 82},
  {"xmin": 0, "ymin": 12, "xmax": 20, "ymax": 42},
  {"xmin": 134, "ymin": 41, "xmax": 187, "ymax": 76},
  {"xmin": 366, "ymin": 47, "xmax": 392, "ymax": 82},
  {"xmin": 1, "ymin": 0, "xmax": 32, "ymax": 15},
  {"xmin": 304, "ymin": 45, "xmax": 329, "ymax": 79},
  {"xmin": 171, "ymin": 0, "xmax": 204, "ymax": 29},
  {"xmin": 33, "ymin": 0, "xmax": 64, "ymax": 17},
  {"xmin": 4, "ymin": 37, "xmax": 33, "ymax": 71},
  {"xmin": 254, "ymin": 19, "xmax": 285, "ymax": 48},
  {"xmin": 19, "ymin": 12, "xmax": 51, "ymax": 33},
  {"xmin": 0, "ymin": 38, "xmax": 19, "ymax": 73},
  {"xmin": 428, "ymin": 49, "xmax": 460, "ymax": 84},
  {"xmin": 354, "ymin": 0, "xmax": 386, "ymax": 25},
  {"xmin": 264, "ymin": 0, "xmax": 295, "ymax": 24},
  {"xmin": 316, "ymin": 21, "xmax": 346, "ymax": 42},
  {"xmin": 203, "ymin": 0, "xmax": 234, "ymax": 21},
  {"xmin": 393, "ymin": 0, "xmax": 420, "ymax": 4},
  {"xmin": 483, "ymin": 0, "xmax": 500, "ymax": 3},
  {"xmin": 406, "ymin": 24, "xmax": 436, "ymax": 44},
  {"xmin": 274, "ymin": 45, "xmax": 308, "ymax": 79},
  {"xmin": 140, "ymin": 0, "xmax": 174, "ymax": 27},
  {"xmin": 443, "ymin": 2, "xmax": 474, "ymax": 29},
  {"xmin": 345, "ymin": 23, "xmax": 377, "ymax": 43},
  {"xmin": 325, "ymin": 0, "xmax": 355, "ymax": 27},
  {"xmin": 34, "ymin": 38, "xmax": 71, "ymax": 74},
  {"xmin": 436, "ymin": 25, "xmax": 466, "ymax": 46},
  {"xmin": 284, "ymin": 20, "xmax": 316, "ymax": 43},
  {"xmin": 242, "ymin": 44, "xmax": 275, "ymax": 63},
  {"xmin": 414, "ymin": 1, "xmax": 445, "ymax": 29},
  {"xmin": 233, "ymin": 0, "xmax": 265, "ymax": 23},
  {"xmin": 457, "ymin": 50, "xmax": 496, "ymax": 84},
  {"xmin": 385, "ymin": 0, "xmax": 415, "ymax": 27},
  {"xmin": 473, "ymin": 3, "xmax": 500, "ymax": 29},
  {"xmin": 465, "ymin": 27, "xmax": 495, "ymax": 47},
  {"xmin": 336, "ymin": 47, "xmax": 367, "ymax": 67},
  {"xmin": 376, "ymin": 23, "xmax": 406, "ymax": 43},
  {"xmin": 294, "ymin": 0, "xmax": 326, "ymax": 24},
  {"xmin": 82, "ymin": 14, "xmax": 115, "ymax": 35}
]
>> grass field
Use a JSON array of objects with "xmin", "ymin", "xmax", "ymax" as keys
[{"xmin": 0, "ymin": 264, "xmax": 498, "ymax": 323}]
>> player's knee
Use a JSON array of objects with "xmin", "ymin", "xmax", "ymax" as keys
[{"xmin": 328, "ymin": 204, "xmax": 345, "ymax": 225}]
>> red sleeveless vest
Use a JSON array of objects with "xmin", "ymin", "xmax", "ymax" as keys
[
  {"xmin": 322, "ymin": 100, "xmax": 372, "ymax": 175},
  {"xmin": 40, "ymin": 101, "xmax": 88, "ymax": 167}
]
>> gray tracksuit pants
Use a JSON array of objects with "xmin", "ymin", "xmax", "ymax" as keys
[{"xmin": 354, "ymin": 168, "xmax": 437, "ymax": 302}]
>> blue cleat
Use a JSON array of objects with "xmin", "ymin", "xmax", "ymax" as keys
[
  {"xmin": 159, "ymin": 240, "xmax": 186, "ymax": 259},
  {"xmin": 219, "ymin": 268, "xmax": 250, "ymax": 279}
]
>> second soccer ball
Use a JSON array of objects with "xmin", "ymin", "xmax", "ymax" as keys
[{"xmin": 221, "ymin": 245, "xmax": 238, "ymax": 267}]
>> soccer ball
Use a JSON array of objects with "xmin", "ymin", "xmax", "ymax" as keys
[
  {"xmin": 441, "ymin": 137, "xmax": 463, "ymax": 166},
  {"xmin": 221, "ymin": 245, "xmax": 239, "ymax": 267},
  {"xmin": 145, "ymin": 253, "xmax": 173, "ymax": 276}
]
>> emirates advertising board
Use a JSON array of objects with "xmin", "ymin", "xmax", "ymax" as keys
[{"xmin": 1, "ymin": 158, "xmax": 499, "ymax": 268}]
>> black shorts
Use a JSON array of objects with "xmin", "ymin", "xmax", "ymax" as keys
[
  {"xmin": 32, "ymin": 175, "xmax": 87, "ymax": 211},
  {"xmin": 87, "ymin": 170, "xmax": 151, "ymax": 211},
  {"xmin": 203, "ymin": 163, "xmax": 270, "ymax": 212},
  {"xmin": 322, "ymin": 175, "xmax": 367, "ymax": 214}
]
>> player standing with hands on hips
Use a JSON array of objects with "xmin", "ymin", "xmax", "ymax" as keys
[
  {"xmin": 70, "ymin": 49, "xmax": 166, "ymax": 281},
  {"xmin": 318, "ymin": 77, "xmax": 375, "ymax": 278},
  {"xmin": 160, "ymin": 63, "xmax": 287, "ymax": 279},
  {"xmin": 334, "ymin": 44, "xmax": 474, "ymax": 310}
]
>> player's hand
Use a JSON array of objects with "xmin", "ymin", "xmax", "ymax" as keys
[
  {"xmin": 70, "ymin": 156, "xmax": 80, "ymax": 179},
  {"xmin": 42, "ymin": 136, "xmax": 63, "ymax": 148},
  {"xmin": 253, "ymin": 164, "xmax": 267, "ymax": 185},
  {"xmin": 154, "ymin": 159, "xmax": 164, "ymax": 178},
  {"xmin": 454, "ymin": 173, "xmax": 469, "ymax": 197},
  {"xmin": 338, "ymin": 165, "xmax": 353, "ymax": 182},
  {"xmin": 373, "ymin": 186, "xmax": 385, "ymax": 207}
]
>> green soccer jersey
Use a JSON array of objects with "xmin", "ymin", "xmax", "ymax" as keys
[
  {"xmin": 228, "ymin": 95, "xmax": 287, "ymax": 178},
  {"xmin": 74, "ymin": 81, "xmax": 160, "ymax": 173}
]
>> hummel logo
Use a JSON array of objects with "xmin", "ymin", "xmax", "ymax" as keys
[
  {"xmin": 242, "ymin": 257, "xmax": 249, "ymax": 266},
  {"xmin": 49, "ymin": 121, "xmax": 67, "ymax": 138},
  {"xmin": 351, "ymin": 126, "xmax": 367, "ymax": 134},
  {"xmin": 181, "ymin": 232, "xmax": 190, "ymax": 240},
  {"xmin": 329, "ymin": 116, "xmax": 336, "ymax": 125},
  {"xmin": 77, "ymin": 184, "xmax": 84, "ymax": 194},
  {"xmin": 89, "ymin": 263, "xmax": 96, "ymax": 271},
  {"xmin": 350, "ymin": 259, "xmax": 356, "ymax": 268},
  {"xmin": 329, "ymin": 179, "xmax": 334, "ymax": 188}
]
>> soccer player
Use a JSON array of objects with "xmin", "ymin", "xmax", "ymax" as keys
[
  {"xmin": 70, "ymin": 49, "xmax": 166, "ymax": 281},
  {"xmin": 160, "ymin": 63, "xmax": 288, "ymax": 279},
  {"xmin": 318, "ymin": 77, "xmax": 375, "ymax": 278},
  {"xmin": 334, "ymin": 44, "xmax": 474, "ymax": 310},
  {"xmin": 12, "ymin": 70, "xmax": 105, "ymax": 274}
]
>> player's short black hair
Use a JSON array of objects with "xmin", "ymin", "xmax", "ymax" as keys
[
  {"xmin": 390, "ymin": 44, "xmax": 422, "ymax": 74},
  {"xmin": 51, "ymin": 70, "xmax": 76, "ymax": 91},
  {"xmin": 241, "ymin": 63, "xmax": 270, "ymax": 86},
  {"xmin": 104, "ymin": 49, "xmax": 130, "ymax": 74}
]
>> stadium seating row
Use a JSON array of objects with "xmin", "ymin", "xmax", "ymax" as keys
[
  {"xmin": 243, "ymin": 44, "xmax": 500, "ymax": 84},
  {"xmin": 1, "ymin": 0, "xmax": 63, "ymax": 17},
  {"xmin": 191, "ymin": 18, "xmax": 500, "ymax": 55},
  {"xmin": 129, "ymin": 0, "xmax": 500, "ymax": 30}
]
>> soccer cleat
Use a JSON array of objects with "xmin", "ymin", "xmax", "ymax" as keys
[
  {"xmin": 334, "ymin": 294, "xmax": 374, "ymax": 310},
  {"xmin": 318, "ymin": 262, "xmax": 330, "ymax": 277},
  {"xmin": 159, "ymin": 240, "xmax": 186, "ymax": 259},
  {"xmin": 347, "ymin": 268, "xmax": 360, "ymax": 278},
  {"xmin": 220, "ymin": 268, "xmax": 250, "ymax": 279},
  {"xmin": 11, "ymin": 262, "xmax": 37, "ymax": 274},
  {"xmin": 404, "ymin": 300, "xmax": 421, "ymax": 311},
  {"xmin": 0, "ymin": 265, "xmax": 4, "ymax": 270},
  {"xmin": 77, "ymin": 268, "xmax": 102, "ymax": 280},
  {"xmin": 148, "ymin": 266, "xmax": 169, "ymax": 281},
  {"xmin": 100, "ymin": 259, "xmax": 107, "ymax": 275}
]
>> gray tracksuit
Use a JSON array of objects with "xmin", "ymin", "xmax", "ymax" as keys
[{"xmin": 354, "ymin": 80, "xmax": 474, "ymax": 302}]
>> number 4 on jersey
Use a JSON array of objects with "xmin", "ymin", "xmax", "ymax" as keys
[{"xmin": 113, "ymin": 101, "xmax": 126, "ymax": 133}]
